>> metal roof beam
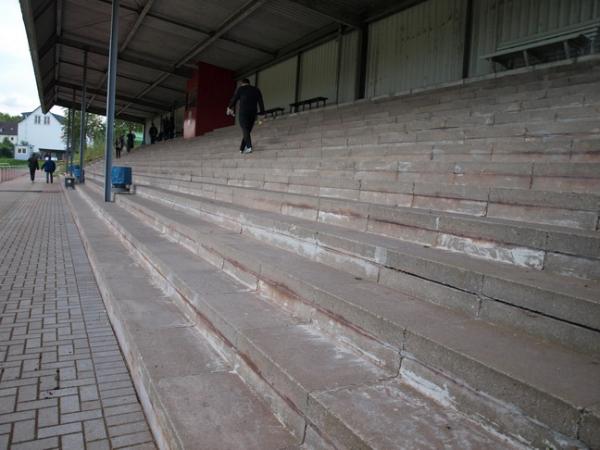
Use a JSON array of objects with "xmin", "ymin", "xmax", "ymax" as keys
[
  {"xmin": 57, "ymin": 97, "xmax": 146, "ymax": 122},
  {"xmin": 87, "ymin": 0, "xmax": 157, "ymax": 109},
  {"xmin": 237, "ymin": 23, "xmax": 339, "ymax": 77},
  {"xmin": 56, "ymin": 80, "xmax": 170, "ymax": 112},
  {"xmin": 59, "ymin": 59, "xmax": 186, "ymax": 94},
  {"xmin": 91, "ymin": 0, "xmax": 275, "ymax": 57},
  {"xmin": 285, "ymin": 0, "xmax": 362, "ymax": 29},
  {"xmin": 118, "ymin": 0, "xmax": 268, "ymax": 115},
  {"xmin": 59, "ymin": 35, "xmax": 194, "ymax": 79}
]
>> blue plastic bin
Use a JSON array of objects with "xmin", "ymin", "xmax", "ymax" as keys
[
  {"xmin": 112, "ymin": 166, "xmax": 132, "ymax": 188},
  {"xmin": 72, "ymin": 166, "xmax": 84, "ymax": 182}
]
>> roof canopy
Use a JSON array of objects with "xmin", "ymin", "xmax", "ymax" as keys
[{"xmin": 21, "ymin": 0, "xmax": 414, "ymax": 123}]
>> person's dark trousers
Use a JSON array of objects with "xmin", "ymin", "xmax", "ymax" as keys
[
  {"xmin": 116, "ymin": 148, "xmax": 121, "ymax": 159},
  {"xmin": 239, "ymin": 113, "xmax": 256, "ymax": 152},
  {"xmin": 29, "ymin": 168, "xmax": 35, "ymax": 182},
  {"xmin": 46, "ymin": 172, "xmax": 53, "ymax": 183}
]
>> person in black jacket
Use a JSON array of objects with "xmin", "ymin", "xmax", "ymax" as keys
[
  {"xmin": 227, "ymin": 79, "xmax": 265, "ymax": 154},
  {"xmin": 41, "ymin": 155, "xmax": 56, "ymax": 184},
  {"xmin": 27, "ymin": 154, "xmax": 39, "ymax": 182}
]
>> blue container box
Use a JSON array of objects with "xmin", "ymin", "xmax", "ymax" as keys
[
  {"xmin": 112, "ymin": 166, "xmax": 132, "ymax": 188},
  {"xmin": 72, "ymin": 166, "xmax": 84, "ymax": 181}
]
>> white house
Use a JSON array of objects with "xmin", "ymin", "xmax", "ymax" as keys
[
  {"xmin": 15, "ymin": 106, "xmax": 65, "ymax": 160},
  {"xmin": 0, "ymin": 122, "xmax": 18, "ymax": 146}
]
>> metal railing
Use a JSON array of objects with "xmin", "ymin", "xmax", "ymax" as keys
[{"xmin": 0, "ymin": 165, "xmax": 27, "ymax": 183}]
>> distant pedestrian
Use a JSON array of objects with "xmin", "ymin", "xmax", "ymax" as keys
[
  {"xmin": 126, "ymin": 130, "xmax": 135, "ymax": 153},
  {"xmin": 27, "ymin": 154, "xmax": 39, "ymax": 182},
  {"xmin": 41, "ymin": 155, "xmax": 56, "ymax": 184},
  {"xmin": 115, "ymin": 135, "xmax": 124, "ymax": 159},
  {"xmin": 149, "ymin": 123, "xmax": 158, "ymax": 144},
  {"xmin": 227, "ymin": 78, "xmax": 265, "ymax": 154}
]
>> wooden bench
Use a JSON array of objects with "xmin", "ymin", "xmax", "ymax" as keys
[
  {"xmin": 483, "ymin": 21, "xmax": 599, "ymax": 69},
  {"xmin": 263, "ymin": 107, "xmax": 285, "ymax": 119},
  {"xmin": 289, "ymin": 96, "xmax": 328, "ymax": 113}
]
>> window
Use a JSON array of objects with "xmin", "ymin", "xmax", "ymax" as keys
[
  {"xmin": 34, "ymin": 115, "xmax": 41, "ymax": 124},
  {"xmin": 44, "ymin": 116, "xmax": 50, "ymax": 125}
]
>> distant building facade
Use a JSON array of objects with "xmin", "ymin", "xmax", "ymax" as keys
[
  {"xmin": 0, "ymin": 122, "xmax": 18, "ymax": 146},
  {"xmin": 15, "ymin": 106, "xmax": 65, "ymax": 160}
]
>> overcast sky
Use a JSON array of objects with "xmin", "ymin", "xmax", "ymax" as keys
[{"xmin": 0, "ymin": 0, "xmax": 61, "ymax": 116}]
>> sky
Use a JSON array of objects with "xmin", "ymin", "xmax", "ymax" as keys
[{"xmin": 0, "ymin": 0, "xmax": 61, "ymax": 116}]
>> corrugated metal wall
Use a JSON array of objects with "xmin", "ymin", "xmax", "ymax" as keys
[
  {"xmin": 365, "ymin": 0, "xmax": 467, "ymax": 97},
  {"xmin": 257, "ymin": 57, "xmax": 298, "ymax": 111},
  {"xmin": 470, "ymin": 0, "xmax": 600, "ymax": 76},
  {"xmin": 299, "ymin": 39, "xmax": 339, "ymax": 102},
  {"xmin": 338, "ymin": 30, "xmax": 360, "ymax": 103}
]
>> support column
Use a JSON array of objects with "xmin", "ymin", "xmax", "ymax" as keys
[
  {"xmin": 70, "ymin": 89, "xmax": 76, "ymax": 173},
  {"xmin": 357, "ymin": 25, "xmax": 369, "ymax": 100},
  {"xmin": 78, "ymin": 51, "xmax": 88, "ymax": 183},
  {"xmin": 104, "ymin": 0, "xmax": 120, "ymax": 202},
  {"xmin": 65, "ymin": 107, "xmax": 71, "ymax": 172}
]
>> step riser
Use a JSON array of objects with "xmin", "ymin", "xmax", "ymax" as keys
[
  {"xmin": 107, "ymin": 187, "xmax": 587, "ymax": 449},
  {"xmin": 112, "ymin": 189, "xmax": 402, "ymax": 376},
  {"xmin": 127, "ymin": 170, "xmax": 600, "ymax": 233},
  {"xmin": 77, "ymin": 186, "xmax": 315, "ymax": 445},
  {"xmin": 121, "ymin": 175, "xmax": 600, "ymax": 284},
  {"xmin": 132, "ymin": 185, "xmax": 600, "ymax": 355}
]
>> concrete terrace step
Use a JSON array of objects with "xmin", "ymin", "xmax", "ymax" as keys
[
  {"xmin": 71, "ymin": 185, "xmax": 526, "ymax": 450},
  {"xmin": 91, "ymin": 163, "xmax": 600, "ymax": 232},
  {"xmin": 80, "ymin": 181, "xmax": 599, "ymax": 449},
  {"xmin": 89, "ymin": 170, "xmax": 600, "ymax": 280},
  {"xmin": 119, "ymin": 182, "xmax": 600, "ymax": 355},
  {"xmin": 125, "ymin": 158, "xmax": 600, "ymax": 198},
  {"xmin": 63, "ymin": 188, "xmax": 298, "ymax": 450}
]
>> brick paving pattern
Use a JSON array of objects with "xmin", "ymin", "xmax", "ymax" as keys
[{"xmin": 0, "ymin": 180, "xmax": 156, "ymax": 449}]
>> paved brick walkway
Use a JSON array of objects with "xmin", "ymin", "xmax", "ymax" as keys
[{"xmin": 0, "ymin": 177, "xmax": 156, "ymax": 450}]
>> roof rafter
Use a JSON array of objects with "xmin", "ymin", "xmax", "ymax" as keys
[
  {"xmin": 286, "ymin": 0, "xmax": 362, "ymax": 29},
  {"xmin": 91, "ymin": 0, "xmax": 276, "ymax": 57},
  {"xmin": 59, "ymin": 35, "xmax": 194, "ymax": 79},
  {"xmin": 118, "ymin": 0, "xmax": 269, "ymax": 115}
]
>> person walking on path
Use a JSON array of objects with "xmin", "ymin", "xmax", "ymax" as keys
[
  {"xmin": 115, "ymin": 134, "xmax": 124, "ymax": 159},
  {"xmin": 126, "ymin": 130, "xmax": 135, "ymax": 153},
  {"xmin": 27, "ymin": 154, "xmax": 39, "ymax": 182},
  {"xmin": 41, "ymin": 155, "xmax": 56, "ymax": 184},
  {"xmin": 227, "ymin": 78, "xmax": 265, "ymax": 154},
  {"xmin": 149, "ymin": 123, "xmax": 158, "ymax": 144}
]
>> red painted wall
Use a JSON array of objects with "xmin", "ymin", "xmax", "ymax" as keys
[{"xmin": 184, "ymin": 62, "xmax": 236, "ymax": 139}]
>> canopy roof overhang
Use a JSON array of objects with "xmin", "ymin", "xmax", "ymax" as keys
[{"xmin": 20, "ymin": 0, "xmax": 422, "ymax": 123}]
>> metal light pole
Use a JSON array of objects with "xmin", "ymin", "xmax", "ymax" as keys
[
  {"xmin": 104, "ymin": 0, "xmax": 120, "ymax": 202},
  {"xmin": 78, "ymin": 51, "xmax": 88, "ymax": 182},
  {"xmin": 70, "ymin": 88, "xmax": 76, "ymax": 173}
]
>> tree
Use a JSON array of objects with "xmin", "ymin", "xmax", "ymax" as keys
[
  {"xmin": 0, "ymin": 137, "xmax": 15, "ymax": 158},
  {"xmin": 114, "ymin": 119, "xmax": 143, "ymax": 141},
  {"xmin": 61, "ymin": 110, "xmax": 106, "ymax": 148},
  {"xmin": 0, "ymin": 113, "xmax": 21, "ymax": 123},
  {"xmin": 61, "ymin": 108, "xmax": 143, "ymax": 148}
]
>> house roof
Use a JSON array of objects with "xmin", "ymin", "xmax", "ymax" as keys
[
  {"xmin": 20, "ymin": 0, "xmax": 419, "ymax": 122},
  {"xmin": 0, "ymin": 122, "xmax": 18, "ymax": 135},
  {"xmin": 21, "ymin": 107, "xmax": 65, "ymax": 125}
]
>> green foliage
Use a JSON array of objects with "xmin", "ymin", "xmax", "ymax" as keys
[
  {"xmin": 61, "ymin": 108, "xmax": 143, "ymax": 148},
  {"xmin": 0, "ymin": 137, "xmax": 15, "ymax": 158},
  {"xmin": 0, "ymin": 158, "xmax": 27, "ymax": 166},
  {"xmin": 0, "ymin": 112, "xmax": 21, "ymax": 123},
  {"xmin": 61, "ymin": 109, "xmax": 106, "ymax": 148}
]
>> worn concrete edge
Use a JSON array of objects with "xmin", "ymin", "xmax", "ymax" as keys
[
  {"xmin": 71, "ymin": 184, "xmax": 315, "ymax": 448},
  {"xmin": 97, "ymin": 185, "xmax": 586, "ymax": 448},
  {"xmin": 62, "ymin": 185, "xmax": 178, "ymax": 450},
  {"xmin": 128, "ymin": 182, "xmax": 600, "ymax": 355}
]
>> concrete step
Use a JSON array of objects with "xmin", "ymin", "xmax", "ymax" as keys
[
  {"xmin": 94, "ymin": 163, "xmax": 600, "ymax": 231},
  {"xmin": 121, "ymin": 181, "xmax": 600, "ymax": 354},
  {"xmin": 92, "ymin": 171, "xmax": 600, "ymax": 277},
  {"xmin": 62, "ymin": 188, "xmax": 299, "ymax": 450},
  {"xmin": 73, "ymin": 184, "xmax": 525, "ymax": 450},
  {"xmin": 81, "ymin": 181, "xmax": 599, "ymax": 449}
]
